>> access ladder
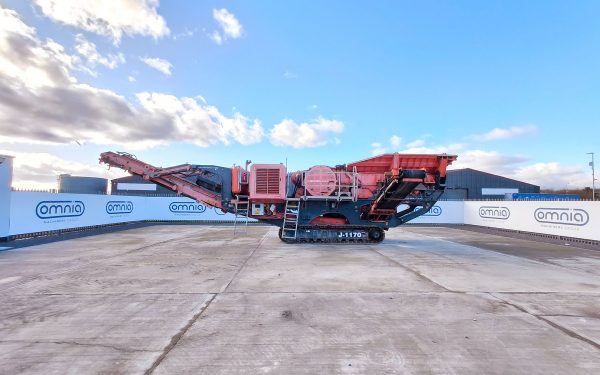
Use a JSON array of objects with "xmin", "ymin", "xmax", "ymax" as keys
[
  {"xmin": 233, "ymin": 195, "xmax": 249, "ymax": 235},
  {"xmin": 281, "ymin": 198, "xmax": 300, "ymax": 240}
]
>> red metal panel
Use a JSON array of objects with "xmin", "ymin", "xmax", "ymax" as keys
[
  {"xmin": 250, "ymin": 164, "xmax": 286, "ymax": 201},
  {"xmin": 231, "ymin": 167, "xmax": 249, "ymax": 195},
  {"xmin": 347, "ymin": 153, "xmax": 457, "ymax": 176},
  {"xmin": 304, "ymin": 166, "xmax": 336, "ymax": 197}
]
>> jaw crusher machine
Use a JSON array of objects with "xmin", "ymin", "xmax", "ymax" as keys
[{"xmin": 100, "ymin": 152, "xmax": 457, "ymax": 243}]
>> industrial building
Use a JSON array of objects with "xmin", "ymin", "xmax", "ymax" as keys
[
  {"xmin": 58, "ymin": 174, "xmax": 108, "ymax": 194},
  {"xmin": 109, "ymin": 168, "xmax": 541, "ymax": 200},
  {"xmin": 111, "ymin": 175, "xmax": 177, "ymax": 196},
  {"xmin": 444, "ymin": 168, "xmax": 540, "ymax": 200},
  {"xmin": 110, "ymin": 167, "xmax": 540, "ymax": 201}
]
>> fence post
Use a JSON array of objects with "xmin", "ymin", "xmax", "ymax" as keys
[{"xmin": 0, "ymin": 155, "xmax": 14, "ymax": 239}]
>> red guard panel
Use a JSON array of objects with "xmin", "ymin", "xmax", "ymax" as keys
[
  {"xmin": 347, "ymin": 153, "xmax": 455, "ymax": 177},
  {"xmin": 347, "ymin": 153, "xmax": 457, "ymax": 198},
  {"xmin": 249, "ymin": 164, "xmax": 287, "ymax": 202}
]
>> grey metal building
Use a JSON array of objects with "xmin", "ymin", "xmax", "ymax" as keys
[
  {"xmin": 111, "ymin": 175, "xmax": 177, "ymax": 196},
  {"xmin": 58, "ymin": 174, "xmax": 108, "ymax": 194},
  {"xmin": 443, "ymin": 168, "xmax": 540, "ymax": 200}
]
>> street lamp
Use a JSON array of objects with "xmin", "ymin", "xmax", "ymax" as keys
[{"xmin": 587, "ymin": 152, "xmax": 596, "ymax": 201}]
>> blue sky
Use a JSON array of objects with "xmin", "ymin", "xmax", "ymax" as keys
[{"xmin": 0, "ymin": 0, "xmax": 598, "ymax": 189}]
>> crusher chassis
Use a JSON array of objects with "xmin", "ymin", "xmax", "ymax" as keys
[{"xmin": 100, "ymin": 152, "xmax": 457, "ymax": 244}]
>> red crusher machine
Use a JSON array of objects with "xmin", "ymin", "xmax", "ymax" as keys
[{"xmin": 100, "ymin": 152, "xmax": 457, "ymax": 243}]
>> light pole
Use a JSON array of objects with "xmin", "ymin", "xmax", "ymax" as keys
[{"xmin": 587, "ymin": 152, "xmax": 596, "ymax": 201}]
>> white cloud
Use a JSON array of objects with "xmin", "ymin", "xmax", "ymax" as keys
[
  {"xmin": 210, "ymin": 8, "xmax": 243, "ymax": 44},
  {"xmin": 74, "ymin": 34, "xmax": 125, "ymax": 73},
  {"xmin": 445, "ymin": 149, "xmax": 590, "ymax": 188},
  {"xmin": 141, "ymin": 57, "xmax": 172, "ymax": 75},
  {"xmin": 371, "ymin": 135, "xmax": 403, "ymax": 154},
  {"xmin": 389, "ymin": 135, "xmax": 402, "ymax": 149},
  {"xmin": 213, "ymin": 8, "xmax": 243, "ymax": 38},
  {"xmin": 511, "ymin": 162, "xmax": 590, "ymax": 190},
  {"xmin": 449, "ymin": 149, "xmax": 528, "ymax": 174},
  {"xmin": 371, "ymin": 129, "xmax": 590, "ymax": 189},
  {"xmin": 270, "ymin": 117, "xmax": 344, "ymax": 148},
  {"xmin": 2, "ymin": 149, "xmax": 127, "ymax": 190},
  {"xmin": 0, "ymin": 6, "xmax": 263, "ymax": 149},
  {"xmin": 406, "ymin": 139, "xmax": 425, "ymax": 148},
  {"xmin": 209, "ymin": 30, "xmax": 223, "ymax": 45},
  {"xmin": 0, "ymin": 10, "xmax": 76, "ymax": 90},
  {"xmin": 472, "ymin": 125, "xmax": 537, "ymax": 141},
  {"xmin": 398, "ymin": 144, "xmax": 589, "ymax": 189},
  {"xmin": 128, "ymin": 75, "xmax": 136, "ymax": 82},
  {"xmin": 33, "ymin": 0, "xmax": 169, "ymax": 44},
  {"xmin": 401, "ymin": 144, "xmax": 465, "ymax": 155},
  {"xmin": 283, "ymin": 70, "xmax": 297, "ymax": 79},
  {"xmin": 172, "ymin": 28, "xmax": 194, "ymax": 41},
  {"xmin": 136, "ymin": 92, "xmax": 265, "ymax": 146},
  {"xmin": 371, "ymin": 142, "xmax": 386, "ymax": 155},
  {"xmin": 394, "ymin": 137, "xmax": 463, "ymax": 155}
]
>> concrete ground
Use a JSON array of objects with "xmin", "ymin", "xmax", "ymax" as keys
[{"xmin": 0, "ymin": 225, "xmax": 599, "ymax": 374}]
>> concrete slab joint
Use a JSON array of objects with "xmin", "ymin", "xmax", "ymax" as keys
[{"xmin": 0, "ymin": 225, "xmax": 598, "ymax": 374}]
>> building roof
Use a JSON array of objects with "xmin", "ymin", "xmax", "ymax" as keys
[{"xmin": 447, "ymin": 168, "xmax": 539, "ymax": 188}]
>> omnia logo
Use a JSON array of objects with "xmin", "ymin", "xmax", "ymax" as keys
[
  {"xmin": 169, "ymin": 202, "xmax": 206, "ymax": 213},
  {"xmin": 36, "ymin": 200, "xmax": 85, "ymax": 219},
  {"xmin": 479, "ymin": 206, "xmax": 511, "ymax": 220},
  {"xmin": 534, "ymin": 208, "xmax": 589, "ymax": 226},
  {"xmin": 106, "ymin": 201, "xmax": 133, "ymax": 214},
  {"xmin": 415, "ymin": 205, "xmax": 442, "ymax": 216},
  {"xmin": 423, "ymin": 205, "xmax": 442, "ymax": 216}
]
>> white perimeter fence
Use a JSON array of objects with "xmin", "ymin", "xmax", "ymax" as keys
[
  {"xmin": 464, "ymin": 201, "xmax": 600, "ymax": 242},
  {"xmin": 1, "ymin": 192, "xmax": 600, "ymax": 242},
  {"xmin": 3, "ymin": 192, "xmax": 241, "ymax": 237}
]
